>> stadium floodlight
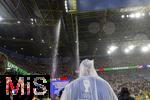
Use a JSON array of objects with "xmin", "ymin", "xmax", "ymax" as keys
[
  {"xmin": 129, "ymin": 13, "xmax": 135, "ymax": 18},
  {"xmin": 41, "ymin": 39, "xmax": 45, "ymax": 43},
  {"xmin": 65, "ymin": 6, "xmax": 68, "ymax": 10},
  {"xmin": 141, "ymin": 13, "xmax": 145, "ymax": 16},
  {"xmin": 12, "ymin": 37, "xmax": 16, "ymax": 40},
  {"xmin": 20, "ymin": 48, "xmax": 23, "ymax": 50},
  {"xmin": 141, "ymin": 46, "xmax": 149, "ymax": 52},
  {"xmin": 65, "ymin": 0, "xmax": 68, "ymax": 12},
  {"xmin": 17, "ymin": 21, "xmax": 21, "ymax": 24},
  {"xmin": 107, "ymin": 45, "xmax": 118, "ymax": 54},
  {"xmin": 135, "ymin": 12, "xmax": 141, "ymax": 18},
  {"xmin": 107, "ymin": 50, "xmax": 111, "ymax": 54},
  {"xmin": 128, "ymin": 45, "xmax": 135, "ymax": 50},
  {"xmin": 121, "ymin": 15, "xmax": 125, "ymax": 18},
  {"xmin": 31, "ymin": 18, "xmax": 34, "ymax": 21},
  {"xmin": 66, "ymin": 9, "xmax": 69, "ymax": 12},
  {"xmin": 65, "ymin": 0, "xmax": 67, "ymax": 7},
  {"xmin": 109, "ymin": 45, "xmax": 118, "ymax": 52},
  {"xmin": 126, "ymin": 15, "xmax": 129, "ymax": 17},
  {"xmin": 124, "ymin": 45, "xmax": 135, "ymax": 54},
  {"xmin": 124, "ymin": 48, "xmax": 130, "ymax": 54},
  {"xmin": 0, "ymin": 16, "xmax": 3, "ymax": 21}
]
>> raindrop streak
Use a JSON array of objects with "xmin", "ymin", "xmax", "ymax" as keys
[
  {"xmin": 75, "ymin": 16, "xmax": 80, "ymax": 74},
  {"xmin": 51, "ymin": 19, "xmax": 61, "ymax": 78}
]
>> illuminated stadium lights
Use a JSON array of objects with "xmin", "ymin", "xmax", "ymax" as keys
[
  {"xmin": 128, "ymin": 12, "xmax": 145, "ymax": 18},
  {"xmin": 31, "ymin": 22, "xmax": 34, "ymax": 25},
  {"xmin": 124, "ymin": 45, "xmax": 135, "ymax": 54},
  {"xmin": 141, "ymin": 46, "xmax": 149, "ymax": 52},
  {"xmin": 66, "ymin": 9, "xmax": 68, "ymax": 13},
  {"xmin": 121, "ymin": 15, "xmax": 125, "ymax": 18},
  {"xmin": 109, "ymin": 45, "xmax": 118, "ymax": 51},
  {"xmin": 124, "ymin": 12, "xmax": 146, "ymax": 19},
  {"xmin": 31, "ymin": 18, "xmax": 34, "ymax": 21},
  {"xmin": 141, "ymin": 13, "xmax": 145, "ymax": 16},
  {"xmin": 64, "ymin": 0, "xmax": 68, "ymax": 12},
  {"xmin": 21, "ymin": 48, "xmax": 24, "ymax": 50},
  {"xmin": 30, "ymin": 38, "xmax": 33, "ymax": 41},
  {"xmin": 129, "ymin": 13, "xmax": 135, "ymax": 18},
  {"xmin": 12, "ymin": 37, "xmax": 16, "ymax": 40},
  {"xmin": 17, "ymin": 21, "xmax": 21, "ymax": 24},
  {"xmin": 128, "ymin": 45, "xmax": 135, "ymax": 50},
  {"xmin": 124, "ymin": 48, "xmax": 130, "ymax": 54},
  {"xmin": 107, "ymin": 50, "xmax": 111, "ymax": 54},
  {"xmin": 0, "ymin": 16, "xmax": 3, "ymax": 21},
  {"xmin": 107, "ymin": 45, "xmax": 118, "ymax": 54},
  {"xmin": 134, "ymin": 12, "xmax": 141, "ymax": 18},
  {"xmin": 41, "ymin": 39, "xmax": 45, "ymax": 43},
  {"xmin": 65, "ymin": 0, "xmax": 67, "ymax": 7}
]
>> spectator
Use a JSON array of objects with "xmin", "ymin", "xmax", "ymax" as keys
[
  {"xmin": 60, "ymin": 59, "xmax": 118, "ymax": 100},
  {"xmin": 118, "ymin": 87, "xmax": 135, "ymax": 100},
  {"xmin": 58, "ymin": 88, "xmax": 64, "ymax": 98}
]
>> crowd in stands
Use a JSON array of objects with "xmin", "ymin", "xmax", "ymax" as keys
[
  {"xmin": 99, "ymin": 69, "xmax": 150, "ymax": 97},
  {"xmin": 55, "ymin": 68, "xmax": 150, "ymax": 99},
  {"xmin": 1, "ymin": 52, "xmax": 150, "ymax": 99},
  {"xmin": 8, "ymin": 56, "xmax": 50, "ymax": 75}
]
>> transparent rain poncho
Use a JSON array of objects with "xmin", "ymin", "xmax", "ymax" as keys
[{"xmin": 60, "ymin": 59, "xmax": 118, "ymax": 100}]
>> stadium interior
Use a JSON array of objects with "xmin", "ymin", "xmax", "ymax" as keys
[{"xmin": 0, "ymin": 0, "xmax": 150, "ymax": 100}]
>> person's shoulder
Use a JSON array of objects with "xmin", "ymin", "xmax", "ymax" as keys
[
  {"xmin": 66, "ymin": 76, "xmax": 109, "ymax": 87},
  {"xmin": 64, "ymin": 78, "xmax": 80, "ymax": 88},
  {"xmin": 94, "ymin": 76, "xmax": 109, "ymax": 84},
  {"xmin": 65, "ymin": 77, "xmax": 93, "ymax": 87},
  {"xmin": 93, "ymin": 76, "xmax": 113, "ymax": 89}
]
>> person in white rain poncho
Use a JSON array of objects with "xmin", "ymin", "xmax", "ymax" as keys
[{"xmin": 60, "ymin": 59, "xmax": 118, "ymax": 100}]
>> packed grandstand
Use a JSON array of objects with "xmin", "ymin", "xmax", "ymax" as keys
[{"xmin": 0, "ymin": 0, "xmax": 150, "ymax": 100}]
